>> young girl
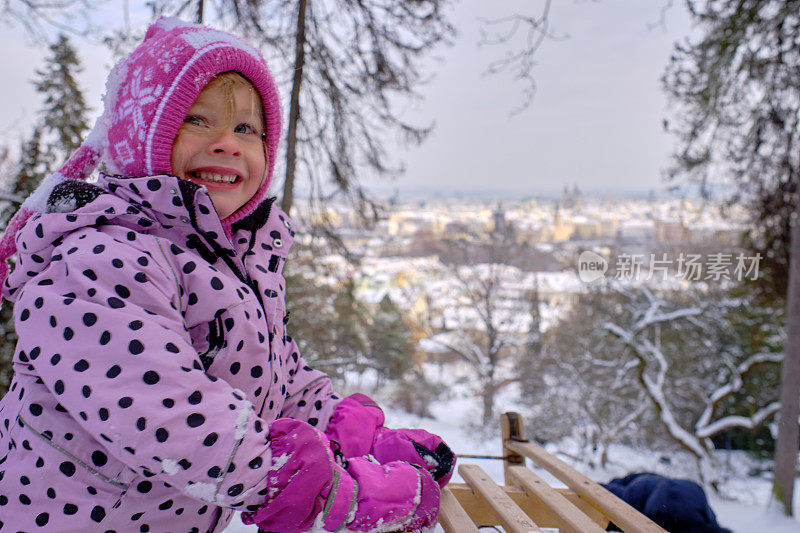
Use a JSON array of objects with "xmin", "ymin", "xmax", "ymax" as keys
[{"xmin": 0, "ymin": 18, "xmax": 453, "ymax": 532}]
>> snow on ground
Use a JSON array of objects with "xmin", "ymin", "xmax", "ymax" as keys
[{"xmin": 225, "ymin": 393, "xmax": 800, "ymax": 533}]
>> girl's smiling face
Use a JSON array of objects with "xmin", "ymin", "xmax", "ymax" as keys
[{"xmin": 171, "ymin": 73, "xmax": 267, "ymax": 220}]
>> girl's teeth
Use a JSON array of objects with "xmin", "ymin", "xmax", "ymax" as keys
[{"xmin": 197, "ymin": 172, "xmax": 237, "ymax": 183}]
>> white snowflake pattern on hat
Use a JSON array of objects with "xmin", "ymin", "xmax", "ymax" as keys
[{"xmin": 118, "ymin": 66, "xmax": 165, "ymax": 142}]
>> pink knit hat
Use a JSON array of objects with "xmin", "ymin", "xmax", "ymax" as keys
[{"xmin": 0, "ymin": 18, "xmax": 282, "ymax": 297}]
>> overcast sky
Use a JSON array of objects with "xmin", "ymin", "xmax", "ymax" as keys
[{"xmin": 0, "ymin": 1, "xmax": 693, "ymax": 197}]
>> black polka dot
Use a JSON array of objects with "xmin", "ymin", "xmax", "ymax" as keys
[
  {"xmin": 202, "ymin": 433, "xmax": 218, "ymax": 447},
  {"xmin": 188, "ymin": 391, "xmax": 202, "ymax": 404},
  {"xmin": 90, "ymin": 505, "xmax": 106, "ymax": 522},
  {"xmin": 165, "ymin": 343, "xmax": 180, "ymax": 353},
  {"xmin": 155, "ymin": 428, "xmax": 169, "ymax": 442},
  {"xmin": 162, "ymin": 398, "xmax": 175, "ymax": 408},
  {"xmin": 63, "ymin": 503, "xmax": 78, "ymax": 515},
  {"xmin": 54, "ymin": 380, "xmax": 65, "ymax": 395},
  {"xmin": 137, "ymin": 480, "xmax": 152, "ymax": 493},
  {"xmin": 250, "ymin": 366, "xmax": 263, "ymax": 378},
  {"xmin": 83, "ymin": 313, "xmax": 98, "ymax": 326},
  {"xmin": 100, "ymin": 331, "xmax": 112, "ymax": 345},
  {"xmin": 129, "ymin": 340, "xmax": 144, "ymax": 355},
  {"xmin": 115, "ymin": 284, "xmax": 131, "ymax": 298},
  {"xmin": 143, "ymin": 371, "xmax": 159, "ymax": 385},
  {"xmin": 106, "ymin": 365, "xmax": 121, "ymax": 378},
  {"xmin": 35, "ymin": 512, "xmax": 49, "ymax": 526},
  {"xmin": 59, "ymin": 461, "xmax": 76, "ymax": 477},
  {"xmin": 74, "ymin": 359, "xmax": 89, "ymax": 372},
  {"xmin": 29, "ymin": 404, "xmax": 42, "ymax": 416},
  {"xmin": 227, "ymin": 484, "xmax": 244, "ymax": 497},
  {"xmin": 91, "ymin": 451, "xmax": 108, "ymax": 467},
  {"xmin": 99, "ymin": 408, "xmax": 109, "ymax": 421},
  {"xmin": 107, "ymin": 297, "xmax": 125, "ymax": 308},
  {"xmin": 92, "ymin": 244, "xmax": 105, "ymax": 254},
  {"xmin": 147, "ymin": 179, "xmax": 162, "ymax": 191},
  {"xmin": 183, "ymin": 262, "xmax": 196, "ymax": 274},
  {"xmin": 210, "ymin": 277, "xmax": 223, "ymax": 290},
  {"xmin": 187, "ymin": 413, "xmax": 205, "ymax": 427},
  {"xmin": 118, "ymin": 396, "xmax": 133, "ymax": 408}
]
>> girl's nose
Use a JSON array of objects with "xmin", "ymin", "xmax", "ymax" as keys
[{"xmin": 208, "ymin": 130, "xmax": 242, "ymax": 156}]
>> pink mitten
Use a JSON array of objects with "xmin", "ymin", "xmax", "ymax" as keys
[
  {"xmin": 345, "ymin": 458, "xmax": 440, "ymax": 532},
  {"xmin": 325, "ymin": 393, "xmax": 456, "ymax": 487},
  {"xmin": 241, "ymin": 418, "xmax": 441, "ymax": 532},
  {"xmin": 372, "ymin": 426, "xmax": 456, "ymax": 487}
]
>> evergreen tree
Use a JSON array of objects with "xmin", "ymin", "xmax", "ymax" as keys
[
  {"xmin": 368, "ymin": 295, "xmax": 413, "ymax": 381},
  {"xmin": 1, "ymin": 127, "xmax": 51, "ymax": 225},
  {"xmin": 0, "ymin": 34, "xmax": 89, "ymax": 398},
  {"xmin": 34, "ymin": 33, "xmax": 90, "ymax": 158},
  {"xmin": 331, "ymin": 279, "xmax": 371, "ymax": 372}
]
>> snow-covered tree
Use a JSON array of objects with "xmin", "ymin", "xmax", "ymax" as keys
[
  {"xmin": 520, "ymin": 288, "xmax": 648, "ymax": 468},
  {"xmin": 663, "ymin": 1, "xmax": 800, "ymax": 511},
  {"xmin": 420, "ymin": 237, "xmax": 540, "ymax": 425},
  {"xmin": 600, "ymin": 283, "xmax": 782, "ymax": 486}
]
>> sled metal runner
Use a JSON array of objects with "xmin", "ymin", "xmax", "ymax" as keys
[{"xmin": 437, "ymin": 412, "xmax": 668, "ymax": 533}]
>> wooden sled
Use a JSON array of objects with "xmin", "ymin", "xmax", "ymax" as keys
[{"xmin": 438, "ymin": 412, "xmax": 668, "ymax": 533}]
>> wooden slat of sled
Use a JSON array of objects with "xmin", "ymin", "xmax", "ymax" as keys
[
  {"xmin": 438, "ymin": 487, "xmax": 481, "ymax": 533},
  {"xmin": 442, "ymin": 483, "xmax": 608, "ymax": 530},
  {"xmin": 504, "ymin": 439, "xmax": 667, "ymax": 533},
  {"xmin": 459, "ymin": 464, "xmax": 542, "ymax": 533},
  {"xmin": 507, "ymin": 465, "xmax": 607, "ymax": 533}
]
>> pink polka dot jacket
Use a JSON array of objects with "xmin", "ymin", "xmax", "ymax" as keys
[
  {"xmin": 0, "ymin": 17, "xmax": 454, "ymax": 532},
  {"xmin": 0, "ymin": 172, "xmax": 347, "ymax": 531}
]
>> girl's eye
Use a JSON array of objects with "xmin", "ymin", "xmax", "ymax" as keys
[
  {"xmin": 234, "ymin": 123, "xmax": 259, "ymax": 135},
  {"xmin": 184, "ymin": 115, "xmax": 207, "ymax": 127}
]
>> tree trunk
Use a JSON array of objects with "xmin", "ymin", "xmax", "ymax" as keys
[
  {"xmin": 773, "ymin": 197, "xmax": 800, "ymax": 517},
  {"xmin": 281, "ymin": 0, "xmax": 308, "ymax": 216},
  {"xmin": 194, "ymin": 0, "xmax": 204, "ymax": 23},
  {"xmin": 482, "ymin": 381, "xmax": 495, "ymax": 426}
]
